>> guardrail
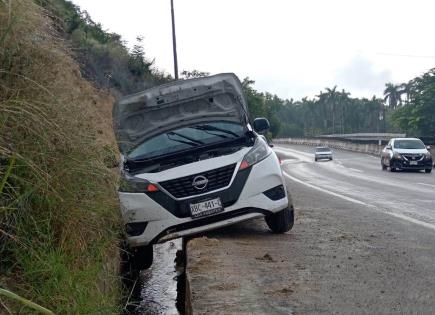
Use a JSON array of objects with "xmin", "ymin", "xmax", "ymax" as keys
[
  {"xmin": 319, "ymin": 133, "xmax": 406, "ymax": 141},
  {"xmin": 273, "ymin": 138, "xmax": 384, "ymax": 155},
  {"xmin": 274, "ymin": 133, "xmax": 435, "ymax": 154}
]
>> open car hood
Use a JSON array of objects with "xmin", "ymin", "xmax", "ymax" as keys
[{"xmin": 113, "ymin": 73, "xmax": 249, "ymax": 154}]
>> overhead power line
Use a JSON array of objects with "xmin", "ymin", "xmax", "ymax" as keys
[{"xmin": 376, "ymin": 52, "xmax": 435, "ymax": 59}]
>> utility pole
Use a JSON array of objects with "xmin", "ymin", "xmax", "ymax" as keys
[{"xmin": 170, "ymin": 0, "xmax": 179, "ymax": 79}]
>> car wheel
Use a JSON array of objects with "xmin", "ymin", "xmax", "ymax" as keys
[
  {"xmin": 389, "ymin": 159, "xmax": 396, "ymax": 172},
  {"xmin": 425, "ymin": 168, "xmax": 432, "ymax": 173},
  {"xmin": 381, "ymin": 158, "xmax": 387, "ymax": 170},
  {"xmin": 330, "ymin": 157, "xmax": 333, "ymax": 161},
  {"xmin": 265, "ymin": 206, "xmax": 294, "ymax": 234},
  {"xmin": 121, "ymin": 243, "xmax": 153, "ymax": 278},
  {"xmin": 315, "ymin": 158, "xmax": 318, "ymax": 162}
]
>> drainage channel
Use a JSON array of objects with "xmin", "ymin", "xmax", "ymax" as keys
[{"xmin": 123, "ymin": 238, "xmax": 186, "ymax": 315}]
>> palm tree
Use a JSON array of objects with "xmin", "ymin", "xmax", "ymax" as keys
[
  {"xmin": 399, "ymin": 82, "xmax": 412, "ymax": 104},
  {"xmin": 315, "ymin": 92, "xmax": 329, "ymax": 132},
  {"xmin": 325, "ymin": 86, "xmax": 338, "ymax": 134},
  {"xmin": 338, "ymin": 89, "xmax": 351, "ymax": 134},
  {"xmin": 383, "ymin": 83, "xmax": 402, "ymax": 109}
]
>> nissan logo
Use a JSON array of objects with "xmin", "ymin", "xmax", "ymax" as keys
[{"xmin": 192, "ymin": 175, "xmax": 208, "ymax": 190}]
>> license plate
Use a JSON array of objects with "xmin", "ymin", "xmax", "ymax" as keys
[
  {"xmin": 190, "ymin": 197, "xmax": 223, "ymax": 218},
  {"xmin": 410, "ymin": 161, "xmax": 418, "ymax": 165}
]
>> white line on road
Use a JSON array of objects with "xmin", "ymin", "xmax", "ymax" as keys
[
  {"xmin": 283, "ymin": 171, "xmax": 435, "ymax": 232},
  {"xmin": 283, "ymin": 171, "xmax": 372, "ymax": 207},
  {"xmin": 278, "ymin": 146, "xmax": 434, "ymax": 194},
  {"xmin": 417, "ymin": 183, "xmax": 435, "ymax": 188}
]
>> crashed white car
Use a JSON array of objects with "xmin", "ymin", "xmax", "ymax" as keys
[{"xmin": 113, "ymin": 73, "xmax": 294, "ymax": 269}]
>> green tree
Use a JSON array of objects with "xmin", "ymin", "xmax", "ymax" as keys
[
  {"xmin": 128, "ymin": 36, "xmax": 153, "ymax": 76},
  {"xmin": 384, "ymin": 83, "xmax": 402, "ymax": 109},
  {"xmin": 392, "ymin": 68, "xmax": 435, "ymax": 136},
  {"xmin": 241, "ymin": 77, "xmax": 266, "ymax": 119}
]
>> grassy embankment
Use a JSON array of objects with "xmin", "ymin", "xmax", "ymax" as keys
[{"xmin": 0, "ymin": 0, "xmax": 122, "ymax": 313}]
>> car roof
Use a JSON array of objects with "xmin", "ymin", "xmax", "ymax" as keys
[{"xmin": 391, "ymin": 138, "xmax": 421, "ymax": 141}]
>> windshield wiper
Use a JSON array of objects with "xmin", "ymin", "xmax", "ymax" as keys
[
  {"xmin": 167, "ymin": 131, "xmax": 204, "ymax": 145},
  {"xmin": 190, "ymin": 124, "xmax": 240, "ymax": 138}
]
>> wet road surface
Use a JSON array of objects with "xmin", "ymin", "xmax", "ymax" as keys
[
  {"xmin": 185, "ymin": 144, "xmax": 435, "ymax": 314},
  {"xmin": 275, "ymin": 144, "xmax": 435, "ymax": 230}
]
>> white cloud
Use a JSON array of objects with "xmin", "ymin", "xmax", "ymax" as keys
[{"xmin": 335, "ymin": 55, "xmax": 392, "ymax": 97}]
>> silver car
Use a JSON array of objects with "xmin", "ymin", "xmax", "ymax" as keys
[
  {"xmin": 381, "ymin": 138, "xmax": 432, "ymax": 173},
  {"xmin": 315, "ymin": 146, "xmax": 333, "ymax": 161}
]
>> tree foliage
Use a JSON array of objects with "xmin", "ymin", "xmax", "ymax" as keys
[
  {"xmin": 391, "ymin": 68, "xmax": 435, "ymax": 136},
  {"xmin": 42, "ymin": 0, "xmax": 172, "ymax": 94},
  {"xmin": 241, "ymin": 79, "xmax": 388, "ymax": 137}
]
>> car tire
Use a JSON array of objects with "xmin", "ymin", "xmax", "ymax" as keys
[
  {"xmin": 381, "ymin": 158, "xmax": 387, "ymax": 170},
  {"xmin": 330, "ymin": 157, "xmax": 333, "ymax": 161},
  {"xmin": 425, "ymin": 168, "xmax": 432, "ymax": 174},
  {"xmin": 121, "ymin": 243, "xmax": 153, "ymax": 278},
  {"xmin": 389, "ymin": 159, "xmax": 396, "ymax": 172},
  {"xmin": 265, "ymin": 206, "xmax": 294, "ymax": 234},
  {"xmin": 315, "ymin": 158, "xmax": 318, "ymax": 162}
]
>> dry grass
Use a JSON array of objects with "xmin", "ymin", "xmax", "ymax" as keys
[{"xmin": 0, "ymin": 0, "xmax": 121, "ymax": 313}]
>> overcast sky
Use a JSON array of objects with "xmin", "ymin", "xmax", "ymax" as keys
[{"xmin": 71, "ymin": 0, "xmax": 435, "ymax": 100}]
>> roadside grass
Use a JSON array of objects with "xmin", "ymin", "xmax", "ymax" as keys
[{"xmin": 1, "ymin": 0, "xmax": 121, "ymax": 313}]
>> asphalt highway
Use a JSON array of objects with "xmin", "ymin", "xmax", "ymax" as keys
[
  {"xmin": 276, "ymin": 144, "xmax": 435, "ymax": 231},
  {"xmin": 186, "ymin": 144, "xmax": 435, "ymax": 314}
]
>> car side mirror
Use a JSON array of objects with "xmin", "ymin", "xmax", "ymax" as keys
[
  {"xmin": 386, "ymin": 145, "xmax": 392, "ymax": 150},
  {"xmin": 427, "ymin": 145, "xmax": 431, "ymax": 150},
  {"xmin": 253, "ymin": 117, "xmax": 270, "ymax": 134},
  {"xmin": 269, "ymin": 143, "xmax": 274, "ymax": 148}
]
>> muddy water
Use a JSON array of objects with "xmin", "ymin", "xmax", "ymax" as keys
[{"xmin": 128, "ymin": 239, "xmax": 183, "ymax": 315}]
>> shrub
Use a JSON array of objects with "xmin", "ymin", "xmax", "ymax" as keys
[{"xmin": 0, "ymin": 0, "xmax": 121, "ymax": 312}]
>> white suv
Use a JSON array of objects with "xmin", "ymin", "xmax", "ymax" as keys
[{"xmin": 113, "ymin": 73, "xmax": 294, "ymax": 269}]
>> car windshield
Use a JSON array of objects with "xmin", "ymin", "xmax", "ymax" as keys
[
  {"xmin": 128, "ymin": 121, "xmax": 245, "ymax": 160},
  {"xmin": 393, "ymin": 139, "xmax": 425, "ymax": 149},
  {"xmin": 316, "ymin": 147, "xmax": 330, "ymax": 152}
]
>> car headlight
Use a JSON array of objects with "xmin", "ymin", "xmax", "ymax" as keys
[
  {"xmin": 119, "ymin": 171, "xmax": 158, "ymax": 193},
  {"xmin": 425, "ymin": 152, "xmax": 432, "ymax": 159},
  {"xmin": 239, "ymin": 137, "xmax": 272, "ymax": 170},
  {"xmin": 393, "ymin": 152, "xmax": 402, "ymax": 159}
]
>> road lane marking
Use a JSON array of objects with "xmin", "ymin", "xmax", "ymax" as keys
[
  {"xmin": 283, "ymin": 171, "xmax": 435, "ymax": 232},
  {"xmin": 277, "ymin": 146, "xmax": 435, "ymax": 195},
  {"xmin": 283, "ymin": 171, "xmax": 372, "ymax": 207},
  {"xmin": 418, "ymin": 183, "xmax": 435, "ymax": 188}
]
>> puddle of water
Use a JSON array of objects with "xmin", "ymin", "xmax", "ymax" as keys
[{"xmin": 125, "ymin": 239, "xmax": 183, "ymax": 315}]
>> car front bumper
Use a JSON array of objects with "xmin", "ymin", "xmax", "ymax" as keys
[
  {"xmin": 119, "ymin": 153, "xmax": 289, "ymax": 247},
  {"xmin": 315, "ymin": 154, "xmax": 332, "ymax": 159},
  {"xmin": 391, "ymin": 157, "xmax": 433, "ymax": 170}
]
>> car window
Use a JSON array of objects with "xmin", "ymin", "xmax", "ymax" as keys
[
  {"xmin": 316, "ymin": 147, "xmax": 330, "ymax": 152},
  {"xmin": 128, "ymin": 121, "xmax": 245, "ymax": 160},
  {"xmin": 393, "ymin": 139, "xmax": 425, "ymax": 149}
]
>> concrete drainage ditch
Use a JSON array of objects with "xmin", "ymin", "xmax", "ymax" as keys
[{"xmin": 122, "ymin": 238, "xmax": 187, "ymax": 315}]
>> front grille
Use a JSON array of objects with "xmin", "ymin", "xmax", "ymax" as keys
[
  {"xmin": 402, "ymin": 154, "xmax": 423, "ymax": 161},
  {"xmin": 159, "ymin": 164, "xmax": 236, "ymax": 198}
]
